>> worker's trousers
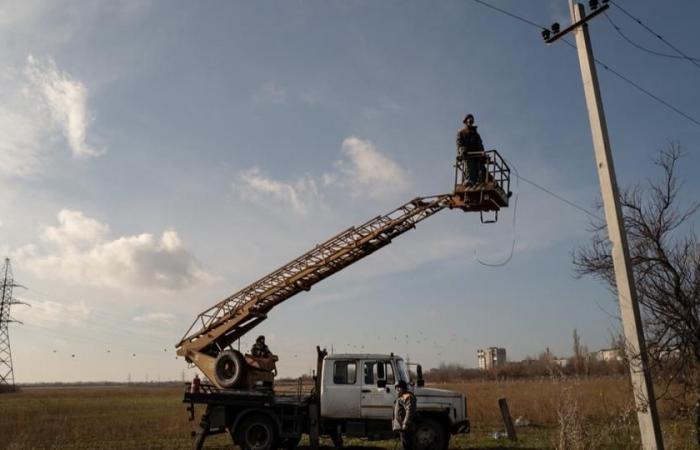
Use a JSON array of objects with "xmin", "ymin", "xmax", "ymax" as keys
[
  {"xmin": 466, "ymin": 155, "xmax": 486, "ymax": 185},
  {"xmin": 399, "ymin": 430, "xmax": 415, "ymax": 450}
]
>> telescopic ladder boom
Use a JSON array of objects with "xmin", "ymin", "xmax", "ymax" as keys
[
  {"xmin": 176, "ymin": 149, "xmax": 511, "ymax": 383},
  {"xmin": 177, "ymin": 194, "xmax": 451, "ymax": 359}
]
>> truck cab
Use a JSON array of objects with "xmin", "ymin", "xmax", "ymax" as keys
[{"xmin": 320, "ymin": 353, "xmax": 469, "ymax": 449}]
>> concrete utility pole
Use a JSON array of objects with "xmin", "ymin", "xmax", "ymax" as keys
[{"xmin": 543, "ymin": 2, "xmax": 664, "ymax": 449}]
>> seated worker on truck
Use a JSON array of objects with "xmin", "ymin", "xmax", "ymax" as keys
[
  {"xmin": 251, "ymin": 335, "xmax": 272, "ymax": 358},
  {"xmin": 456, "ymin": 113, "xmax": 486, "ymax": 186}
]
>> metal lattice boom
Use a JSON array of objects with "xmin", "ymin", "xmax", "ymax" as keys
[{"xmin": 177, "ymin": 195, "xmax": 452, "ymax": 357}]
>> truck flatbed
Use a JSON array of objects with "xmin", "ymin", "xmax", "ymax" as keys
[{"xmin": 184, "ymin": 383, "xmax": 310, "ymax": 407}]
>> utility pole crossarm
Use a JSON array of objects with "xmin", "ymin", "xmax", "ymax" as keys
[{"xmin": 545, "ymin": 3, "xmax": 609, "ymax": 44}]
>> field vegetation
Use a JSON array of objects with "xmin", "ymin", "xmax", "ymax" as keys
[{"xmin": 0, "ymin": 376, "xmax": 696, "ymax": 449}]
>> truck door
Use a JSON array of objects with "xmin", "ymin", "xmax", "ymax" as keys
[
  {"xmin": 360, "ymin": 360, "xmax": 395, "ymax": 419},
  {"xmin": 321, "ymin": 359, "xmax": 361, "ymax": 418}
]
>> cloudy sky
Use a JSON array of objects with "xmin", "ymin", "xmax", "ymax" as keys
[{"xmin": 1, "ymin": 0, "xmax": 699, "ymax": 383}]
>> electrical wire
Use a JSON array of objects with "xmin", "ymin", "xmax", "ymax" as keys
[
  {"xmin": 473, "ymin": 164, "xmax": 519, "ymax": 267},
  {"xmin": 516, "ymin": 173, "xmax": 602, "ymax": 221},
  {"xmin": 609, "ymin": 0, "xmax": 700, "ymax": 70},
  {"xmin": 471, "ymin": 154, "xmax": 606, "ymax": 268},
  {"xmin": 558, "ymin": 39, "xmax": 700, "ymax": 128},
  {"xmin": 469, "ymin": 0, "xmax": 700, "ymax": 129},
  {"xmin": 471, "ymin": 0, "xmax": 544, "ymax": 29},
  {"xmin": 603, "ymin": 12, "xmax": 700, "ymax": 63}
]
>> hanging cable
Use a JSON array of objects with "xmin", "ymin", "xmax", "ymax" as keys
[
  {"xmin": 559, "ymin": 39, "xmax": 700, "ymax": 128},
  {"xmin": 471, "ymin": 151, "xmax": 613, "ymax": 269},
  {"xmin": 516, "ymin": 172, "xmax": 602, "ymax": 221},
  {"xmin": 473, "ymin": 161, "xmax": 519, "ymax": 267},
  {"xmin": 469, "ymin": 0, "xmax": 700, "ymax": 130},
  {"xmin": 471, "ymin": 0, "xmax": 545, "ymax": 29},
  {"xmin": 609, "ymin": 0, "xmax": 700, "ymax": 70},
  {"xmin": 603, "ymin": 12, "xmax": 700, "ymax": 63}
]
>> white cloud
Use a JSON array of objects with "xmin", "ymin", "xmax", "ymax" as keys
[
  {"xmin": 0, "ymin": 65, "xmax": 48, "ymax": 178},
  {"xmin": 334, "ymin": 136, "xmax": 409, "ymax": 199},
  {"xmin": 132, "ymin": 312, "xmax": 176, "ymax": 325},
  {"xmin": 253, "ymin": 81, "xmax": 287, "ymax": 105},
  {"xmin": 0, "ymin": 55, "xmax": 102, "ymax": 178},
  {"xmin": 235, "ymin": 137, "xmax": 409, "ymax": 213},
  {"xmin": 236, "ymin": 167, "xmax": 319, "ymax": 214},
  {"xmin": 12, "ymin": 209, "xmax": 214, "ymax": 291},
  {"xmin": 13, "ymin": 299, "xmax": 90, "ymax": 327},
  {"xmin": 41, "ymin": 209, "xmax": 109, "ymax": 248},
  {"xmin": 25, "ymin": 55, "xmax": 102, "ymax": 158}
]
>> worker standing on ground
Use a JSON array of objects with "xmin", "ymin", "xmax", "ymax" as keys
[
  {"xmin": 393, "ymin": 380, "xmax": 417, "ymax": 450},
  {"xmin": 456, "ymin": 113, "xmax": 486, "ymax": 186},
  {"xmin": 251, "ymin": 335, "xmax": 271, "ymax": 358}
]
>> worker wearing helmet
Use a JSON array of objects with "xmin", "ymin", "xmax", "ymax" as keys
[
  {"xmin": 251, "ymin": 335, "xmax": 272, "ymax": 358},
  {"xmin": 456, "ymin": 113, "xmax": 486, "ymax": 186},
  {"xmin": 392, "ymin": 380, "xmax": 417, "ymax": 450}
]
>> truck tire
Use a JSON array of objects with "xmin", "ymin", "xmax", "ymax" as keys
[
  {"xmin": 214, "ymin": 349, "xmax": 246, "ymax": 388},
  {"xmin": 414, "ymin": 417, "xmax": 448, "ymax": 450},
  {"xmin": 236, "ymin": 414, "xmax": 277, "ymax": 450}
]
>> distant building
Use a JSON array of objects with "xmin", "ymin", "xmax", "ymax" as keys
[
  {"xmin": 553, "ymin": 358, "xmax": 568, "ymax": 367},
  {"xmin": 596, "ymin": 348, "xmax": 623, "ymax": 362},
  {"xmin": 477, "ymin": 347, "xmax": 506, "ymax": 370}
]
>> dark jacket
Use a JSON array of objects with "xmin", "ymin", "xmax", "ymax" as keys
[
  {"xmin": 251, "ymin": 342, "xmax": 271, "ymax": 358},
  {"xmin": 392, "ymin": 391, "xmax": 417, "ymax": 431},
  {"xmin": 456, "ymin": 125, "xmax": 484, "ymax": 158}
]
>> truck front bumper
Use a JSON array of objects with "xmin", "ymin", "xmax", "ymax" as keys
[{"xmin": 451, "ymin": 419, "xmax": 470, "ymax": 434}]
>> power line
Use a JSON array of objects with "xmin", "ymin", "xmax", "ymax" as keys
[
  {"xmin": 610, "ymin": 0, "xmax": 700, "ymax": 70},
  {"xmin": 471, "ymin": 0, "xmax": 544, "ymax": 29},
  {"xmin": 559, "ymin": 39, "xmax": 700, "ymax": 128},
  {"xmin": 517, "ymin": 173, "xmax": 601, "ymax": 221},
  {"xmin": 469, "ymin": 0, "xmax": 700, "ymax": 129},
  {"xmin": 603, "ymin": 12, "xmax": 700, "ymax": 63}
]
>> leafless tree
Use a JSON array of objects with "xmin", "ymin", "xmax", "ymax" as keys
[
  {"xmin": 573, "ymin": 143, "xmax": 700, "ymax": 444},
  {"xmin": 571, "ymin": 329, "xmax": 589, "ymax": 377}
]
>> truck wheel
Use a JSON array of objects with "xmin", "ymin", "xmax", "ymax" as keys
[
  {"xmin": 215, "ymin": 349, "xmax": 246, "ymax": 388},
  {"xmin": 414, "ymin": 417, "xmax": 448, "ymax": 450},
  {"xmin": 236, "ymin": 414, "xmax": 277, "ymax": 450}
]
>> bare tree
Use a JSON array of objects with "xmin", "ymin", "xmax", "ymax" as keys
[
  {"xmin": 573, "ymin": 143, "xmax": 700, "ymax": 444},
  {"xmin": 571, "ymin": 329, "xmax": 589, "ymax": 377}
]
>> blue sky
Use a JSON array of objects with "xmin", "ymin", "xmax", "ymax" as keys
[{"xmin": 1, "ymin": 0, "xmax": 699, "ymax": 382}]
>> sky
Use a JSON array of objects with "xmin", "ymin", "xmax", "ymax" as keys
[{"xmin": 1, "ymin": 0, "xmax": 699, "ymax": 383}]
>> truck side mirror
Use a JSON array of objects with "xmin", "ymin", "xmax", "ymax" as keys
[
  {"xmin": 416, "ymin": 364, "xmax": 425, "ymax": 387},
  {"xmin": 377, "ymin": 379, "xmax": 387, "ymax": 388}
]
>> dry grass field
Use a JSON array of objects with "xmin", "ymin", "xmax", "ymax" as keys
[{"xmin": 0, "ymin": 377, "xmax": 695, "ymax": 449}]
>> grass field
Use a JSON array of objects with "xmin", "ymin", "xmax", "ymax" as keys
[{"xmin": 0, "ymin": 377, "xmax": 695, "ymax": 449}]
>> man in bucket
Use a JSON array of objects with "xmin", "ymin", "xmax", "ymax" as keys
[{"xmin": 456, "ymin": 113, "xmax": 486, "ymax": 186}]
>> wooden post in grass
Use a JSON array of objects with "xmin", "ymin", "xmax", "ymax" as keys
[{"xmin": 498, "ymin": 398, "xmax": 517, "ymax": 441}]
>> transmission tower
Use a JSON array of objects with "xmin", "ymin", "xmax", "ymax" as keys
[{"xmin": 0, "ymin": 258, "xmax": 28, "ymax": 390}]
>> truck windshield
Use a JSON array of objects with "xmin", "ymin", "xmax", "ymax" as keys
[{"xmin": 396, "ymin": 359, "xmax": 410, "ymax": 383}]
